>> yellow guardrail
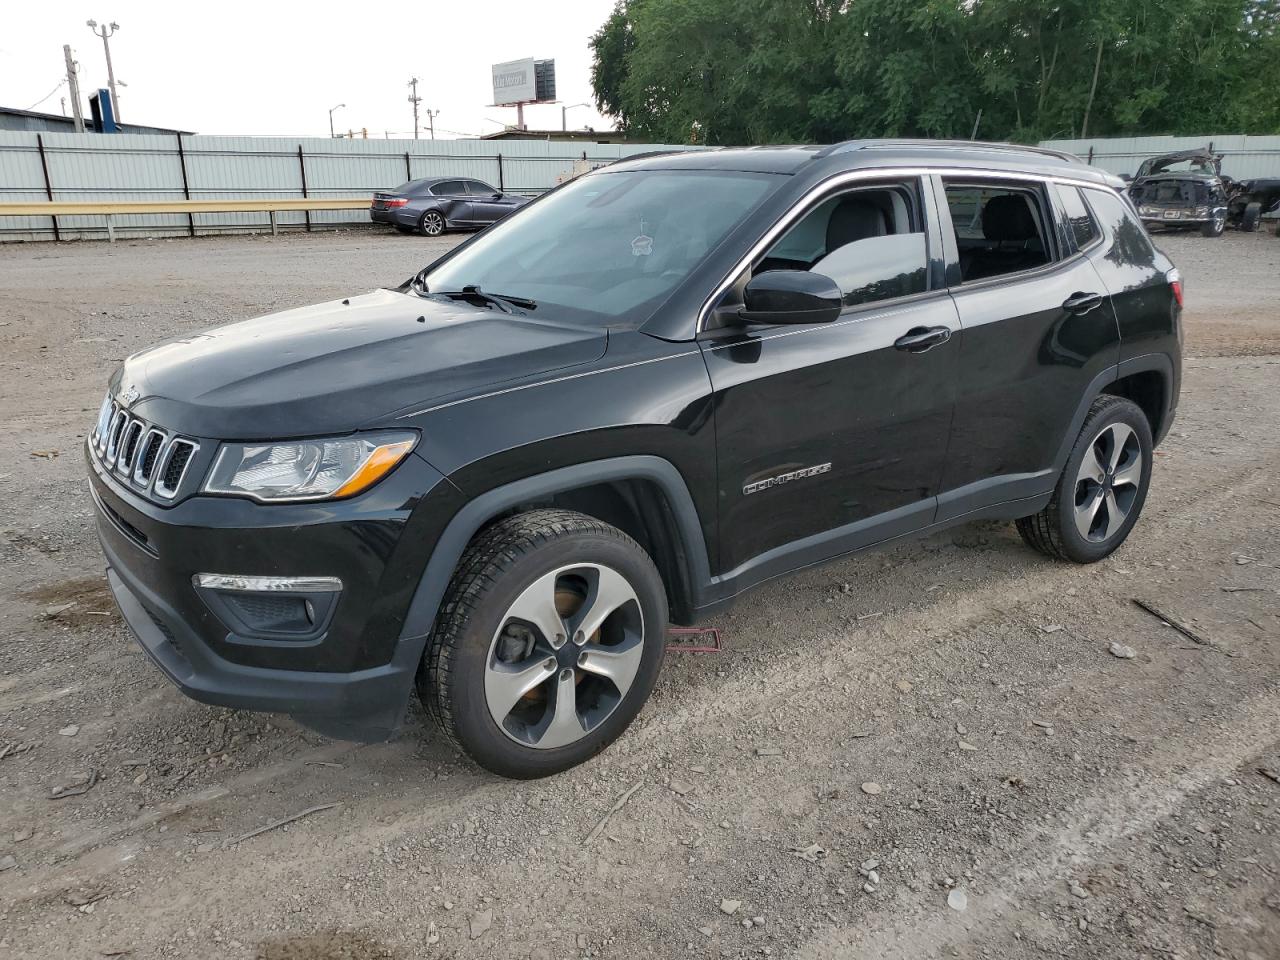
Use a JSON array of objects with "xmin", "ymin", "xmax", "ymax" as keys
[{"xmin": 0, "ymin": 198, "xmax": 373, "ymax": 240}]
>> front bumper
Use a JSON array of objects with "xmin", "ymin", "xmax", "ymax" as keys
[{"xmin": 89, "ymin": 444, "xmax": 460, "ymax": 739}]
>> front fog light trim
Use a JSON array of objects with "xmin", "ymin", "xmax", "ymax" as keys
[{"xmin": 193, "ymin": 573, "xmax": 343, "ymax": 593}]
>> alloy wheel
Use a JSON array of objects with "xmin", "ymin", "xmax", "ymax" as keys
[
  {"xmin": 483, "ymin": 563, "xmax": 644, "ymax": 749},
  {"xmin": 1073, "ymin": 421, "xmax": 1142, "ymax": 542},
  {"xmin": 422, "ymin": 211, "xmax": 445, "ymax": 236}
]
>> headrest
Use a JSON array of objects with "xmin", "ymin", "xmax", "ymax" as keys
[
  {"xmin": 826, "ymin": 198, "xmax": 888, "ymax": 251},
  {"xmin": 982, "ymin": 194, "xmax": 1038, "ymax": 241}
]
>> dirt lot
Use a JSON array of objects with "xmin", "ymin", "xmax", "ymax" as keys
[{"xmin": 0, "ymin": 228, "xmax": 1277, "ymax": 960}]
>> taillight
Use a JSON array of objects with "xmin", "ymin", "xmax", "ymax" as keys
[
  {"xmin": 1167, "ymin": 268, "xmax": 1184, "ymax": 307},
  {"xmin": 386, "ymin": 198, "xmax": 409, "ymax": 208}
]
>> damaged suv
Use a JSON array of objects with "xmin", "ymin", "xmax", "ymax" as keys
[
  {"xmin": 1127, "ymin": 148, "xmax": 1229, "ymax": 237},
  {"xmin": 89, "ymin": 140, "xmax": 1182, "ymax": 778}
]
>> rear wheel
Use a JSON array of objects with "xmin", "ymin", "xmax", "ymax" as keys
[
  {"xmin": 1241, "ymin": 201, "xmax": 1262, "ymax": 233},
  {"xmin": 1200, "ymin": 213, "xmax": 1225, "ymax": 238},
  {"xmin": 420, "ymin": 510, "xmax": 668, "ymax": 778},
  {"xmin": 1016, "ymin": 396, "xmax": 1153, "ymax": 563},
  {"xmin": 419, "ymin": 210, "xmax": 446, "ymax": 237}
]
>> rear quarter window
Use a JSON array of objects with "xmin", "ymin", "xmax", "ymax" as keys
[
  {"xmin": 1059, "ymin": 186, "xmax": 1101, "ymax": 251},
  {"xmin": 1082, "ymin": 187, "xmax": 1158, "ymax": 266}
]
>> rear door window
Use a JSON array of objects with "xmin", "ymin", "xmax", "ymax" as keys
[
  {"xmin": 431, "ymin": 181, "xmax": 465, "ymax": 196},
  {"xmin": 943, "ymin": 181, "xmax": 1055, "ymax": 283}
]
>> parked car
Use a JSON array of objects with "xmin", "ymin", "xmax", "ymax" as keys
[
  {"xmin": 1126, "ymin": 148, "xmax": 1229, "ymax": 236},
  {"xmin": 89, "ymin": 140, "xmax": 1181, "ymax": 778},
  {"xmin": 370, "ymin": 177, "xmax": 529, "ymax": 236}
]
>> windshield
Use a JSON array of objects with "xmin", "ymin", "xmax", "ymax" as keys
[
  {"xmin": 422, "ymin": 169, "xmax": 779, "ymax": 323},
  {"xmin": 1138, "ymin": 156, "xmax": 1217, "ymax": 178}
]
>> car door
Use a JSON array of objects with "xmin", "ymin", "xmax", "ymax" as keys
[
  {"xmin": 464, "ymin": 180, "xmax": 511, "ymax": 224},
  {"xmin": 933, "ymin": 175, "xmax": 1121, "ymax": 521},
  {"xmin": 701, "ymin": 177, "xmax": 960, "ymax": 585},
  {"xmin": 431, "ymin": 180, "xmax": 474, "ymax": 225}
]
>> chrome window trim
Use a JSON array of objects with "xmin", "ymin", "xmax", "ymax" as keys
[{"xmin": 696, "ymin": 165, "xmax": 1117, "ymax": 334}]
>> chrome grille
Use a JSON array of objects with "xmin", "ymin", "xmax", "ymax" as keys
[{"xmin": 90, "ymin": 393, "xmax": 200, "ymax": 502}]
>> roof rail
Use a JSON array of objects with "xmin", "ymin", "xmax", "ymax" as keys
[{"xmin": 817, "ymin": 139, "xmax": 1085, "ymax": 165}]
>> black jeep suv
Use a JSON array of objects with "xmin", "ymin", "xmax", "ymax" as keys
[{"xmin": 88, "ymin": 140, "xmax": 1182, "ymax": 778}]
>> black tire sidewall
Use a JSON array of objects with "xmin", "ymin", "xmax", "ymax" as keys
[
  {"xmin": 1054, "ymin": 399, "xmax": 1153, "ymax": 563},
  {"xmin": 443, "ymin": 531, "xmax": 667, "ymax": 779}
]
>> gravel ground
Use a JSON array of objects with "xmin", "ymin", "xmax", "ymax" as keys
[{"xmin": 0, "ymin": 228, "xmax": 1277, "ymax": 960}]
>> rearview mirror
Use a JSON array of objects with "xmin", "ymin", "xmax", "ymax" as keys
[{"xmin": 737, "ymin": 270, "xmax": 842, "ymax": 325}]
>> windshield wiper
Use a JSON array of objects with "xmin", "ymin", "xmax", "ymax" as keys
[{"xmin": 434, "ymin": 285, "xmax": 537, "ymax": 313}]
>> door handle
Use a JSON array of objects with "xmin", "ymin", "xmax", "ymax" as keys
[
  {"xmin": 1063, "ymin": 292, "xmax": 1104, "ymax": 315},
  {"xmin": 893, "ymin": 325, "xmax": 952, "ymax": 353}
]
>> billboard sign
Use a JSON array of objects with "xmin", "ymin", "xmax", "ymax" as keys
[{"xmin": 492, "ymin": 58, "xmax": 538, "ymax": 106}]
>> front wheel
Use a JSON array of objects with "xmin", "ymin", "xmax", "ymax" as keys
[
  {"xmin": 1016, "ymin": 396, "xmax": 1153, "ymax": 563},
  {"xmin": 420, "ymin": 510, "xmax": 668, "ymax": 778},
  {"xmin": 1201, "ymin": 213, "xmax": 1225, "ymax": 238},
  {"xmin": 419, "ymin": 210, "xmax": 446, "ymax": 237}
]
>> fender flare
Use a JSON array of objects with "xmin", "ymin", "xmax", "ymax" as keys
[
  {"xmin": 395, "ymin": 454, "xmax": 712, "ymax": 649},
  {"xmin": 1051, "ymin": 352, "xmax": 1175, "ymax": 472}
]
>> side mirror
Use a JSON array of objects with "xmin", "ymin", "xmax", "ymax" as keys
[
  {"xmin": 737, "ymin": 270, "xmax": 842, "ymax": 325},
  {"xmin": 492, "ymin": 193, "xmax": 503, "ymax": 200}
]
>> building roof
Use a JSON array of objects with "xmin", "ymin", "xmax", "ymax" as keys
[
  {"xmin": 0, "ymin": 105, "xmax": 194, "ymax": 136},
  {"xmin": 479, "ymin": 127, "xmax": 630, "ymax": 144}
]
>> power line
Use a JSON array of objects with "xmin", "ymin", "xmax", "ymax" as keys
[{"xmin": 25, "ymin": 78, "xmax": 67, "ymax": 111}]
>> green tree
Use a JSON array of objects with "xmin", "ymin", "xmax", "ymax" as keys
[{"xmin": 591, "ymin": 0, "xmax": 1280, "ymax": 144}]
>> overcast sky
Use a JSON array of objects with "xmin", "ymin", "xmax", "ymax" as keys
[{"xmin": 2, "ymin": 1, "xmax": 619, "ymax": 138}]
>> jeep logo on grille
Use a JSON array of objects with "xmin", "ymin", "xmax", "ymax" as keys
[{"xmin": 120, "ymin": 385, "xmax": 141, "ymax": 405}]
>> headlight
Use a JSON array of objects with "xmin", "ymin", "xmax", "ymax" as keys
[{"xmin": 204, "ymin": 432, "xmax": 416, "ymax": 502}]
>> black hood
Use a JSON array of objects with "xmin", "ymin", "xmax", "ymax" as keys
[{"xmin": 110, "ymin": 288, "xmax": 607, "ymax": 440}]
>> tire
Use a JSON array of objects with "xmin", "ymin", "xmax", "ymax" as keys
[
  {"xmin": 1016, "ymin": 396, "xmax": 1153, "ymax": 564},
  {"xmin": 419, "ymin": 209, "xmax": 446, "ymax": 237},
  {"xmin": 1241, "ymin": 201, "xmax": 1262, "ymax": 233},
  {"xmin": 419, "ymin": 509, "xmax": 668, "ymax": 778},
  {"xmin": 1200, "ymin": 213, "xmax": 1225, "ymax": 238}
]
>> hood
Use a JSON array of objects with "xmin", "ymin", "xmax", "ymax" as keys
[{"xmin": 111, "ymin": 288, "xmax": 607, "ymax": 439}]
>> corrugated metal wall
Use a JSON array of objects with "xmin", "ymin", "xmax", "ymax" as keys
[
  {"xmin": 1039, "ymin": 133, "xmax": 1280, "ymax": 180},
  {"xmin": 0, "ymin": 133, "xmax": 706, "ymax": 241}
]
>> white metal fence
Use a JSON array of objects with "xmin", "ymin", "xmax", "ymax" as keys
[
  {"xmin": 0, "ymin": 133, "xmax": 704, "ymax": 242},
  {"xmin": 1039, "ymin": 133, "xmax": 1280, "ymax": 180}
]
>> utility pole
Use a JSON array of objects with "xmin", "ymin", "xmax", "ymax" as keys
[
  {"xmin": 63, "ymin": 44, "xmax": 85, "ymax": 132},
  {"xmin": 407, "ymin": 77, "xmax": 422, "ymax": 139},
  {"xmin": 561, "ymin": 102, "xmax": 590, "ymax": 131},
  {"xmin": 425, "ymin": 108, "xmax": 439, "ymax": 140},
  {"xmin": 86, "ymin": 20, "xmax": 122, "ymax": 122},
  {"xmin": 328, "ymin": 103, "xmax": 345, "ymax": 138}
]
